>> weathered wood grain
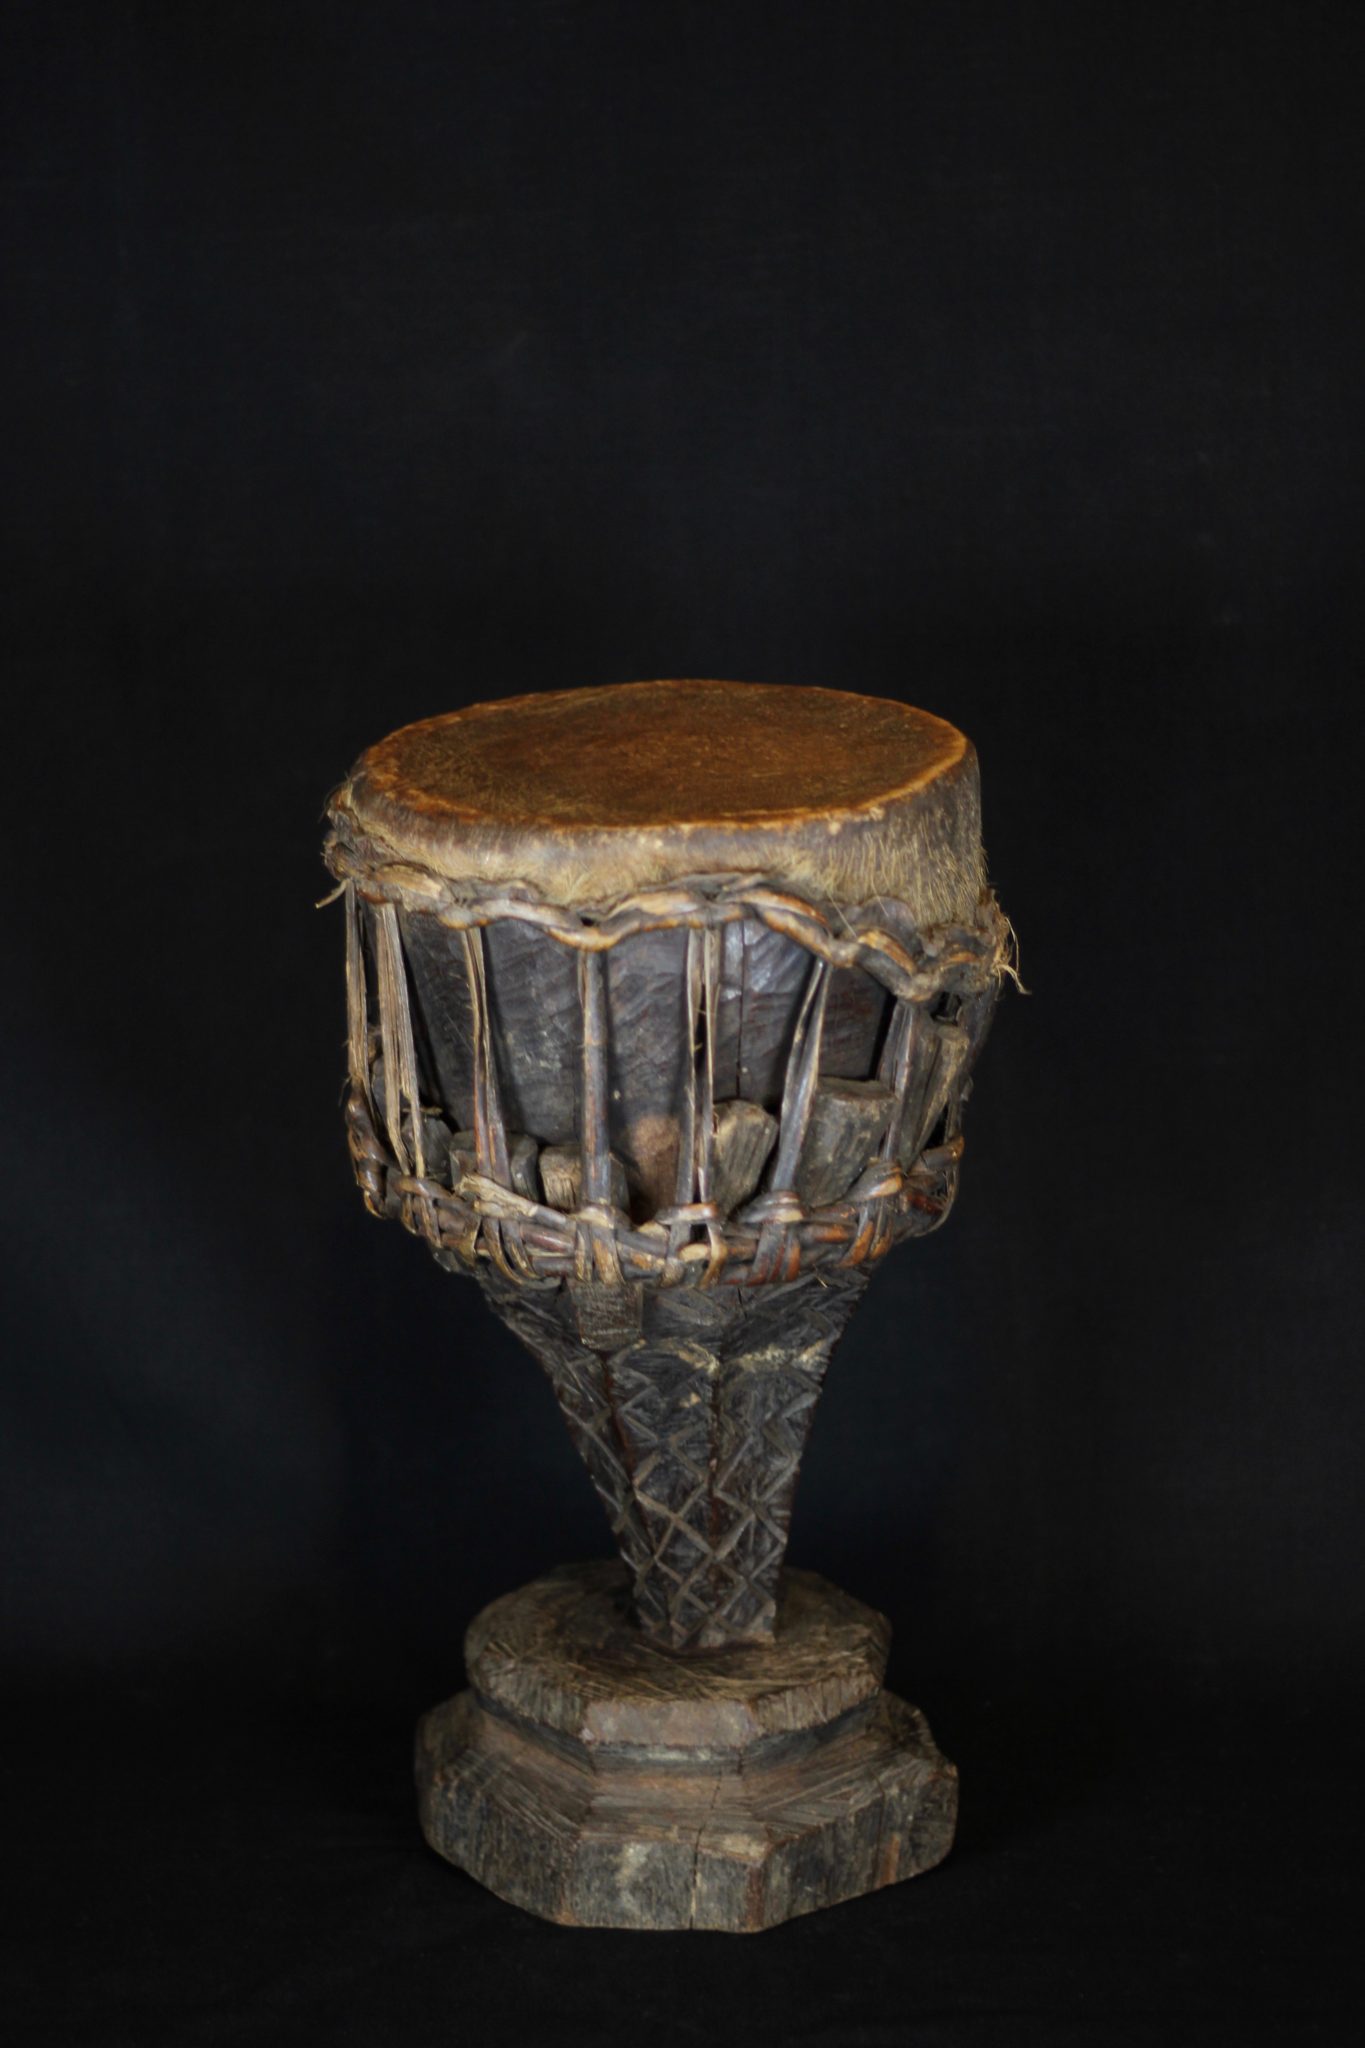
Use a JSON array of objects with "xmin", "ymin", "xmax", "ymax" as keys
[
  {"xmin": 796, "ymin": 1077, "xmax": 896, "ymax": 1206},
  {"xmin": 538, "ymin": 1144, "xmax": 630, "ymax": 1213},
  {"xmin": 467, "ymin": 1561, "xmax": 889, "ymax": 1749},
  {"xmin": 415, "ymin": 1560, "xmax": 957, "ymax": 1931},
  {"xmin": 709, "ymin": 1098, "xmax": 778, "ymax": 1215}
]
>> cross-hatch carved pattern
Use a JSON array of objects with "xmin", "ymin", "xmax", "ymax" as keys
[{"xmin": 482, "ymin": 1270, "xmax": 866, "ymax": 1650}]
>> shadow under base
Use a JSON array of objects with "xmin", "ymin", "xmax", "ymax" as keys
[{"xmin": 415, "ymin": 1561, "xmax": 957, "ymax": 1932}]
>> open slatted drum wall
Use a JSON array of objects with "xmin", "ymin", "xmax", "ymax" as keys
[{"xmin": 333, "ymin": 842, "xmax": 1009, "ymax": 1293}]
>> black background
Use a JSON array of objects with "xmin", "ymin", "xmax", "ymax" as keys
[{"xmin": 4, "ymin": 3, "xmax": 1363, "ymax": 2041}]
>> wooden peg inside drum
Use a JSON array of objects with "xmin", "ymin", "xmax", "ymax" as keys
[{"xmin": 324, "ymin": 679, "xmax": 1011, "ymax": 1932}]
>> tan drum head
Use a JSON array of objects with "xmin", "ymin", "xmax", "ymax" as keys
[{"xmin": 337, "ymin": 680, "xmax": 985, "ymax": 921}]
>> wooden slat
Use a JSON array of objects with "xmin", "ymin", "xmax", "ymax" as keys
[
  {"xmin": 796, "ymin": 1079, "xmax": 896, "ymax": 1208},
  {"xmin": 710, "ymin": 1100, "xmax": 778, "ymax": 1215}
]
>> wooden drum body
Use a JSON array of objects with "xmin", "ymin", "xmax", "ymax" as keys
[{"xmin": 324, "ymin": 681, "xmax": 1010, "ymax": 1930}]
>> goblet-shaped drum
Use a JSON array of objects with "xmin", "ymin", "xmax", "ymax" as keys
[{"xmin": 324, "ymin": 681, "xmax": 1009, "ymax": 1931}]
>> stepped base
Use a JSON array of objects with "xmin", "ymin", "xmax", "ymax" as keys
[{"xmin": 415, "ymin": 1561, "xmax": 957, "ymax": 1932}]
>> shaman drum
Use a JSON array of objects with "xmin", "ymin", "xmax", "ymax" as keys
[{"xmin": 324, "ymin": 680, "xmax": 1009, "ymax": 1930}]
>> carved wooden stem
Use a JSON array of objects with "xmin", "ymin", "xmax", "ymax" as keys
[{"xmin": 479, "ymin": 1265, "xmax": 868, "ymax": 1650}]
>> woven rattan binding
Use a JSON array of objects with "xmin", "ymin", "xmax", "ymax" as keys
[{"xmin": 326, "ymin": 826, "xmax": 1010, "ymax": 1291}]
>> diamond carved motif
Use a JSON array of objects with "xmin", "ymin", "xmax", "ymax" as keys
[{"xmin": 482, "ymin": 1268, "xmax": 867, "ymax": 1649}]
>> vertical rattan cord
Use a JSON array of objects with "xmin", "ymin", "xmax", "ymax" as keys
[
  {"xmin": 908, "ymin": 1018, "xmax": 963, "ymax": 1162},
  {"xmin": 459, "ymin": 927, "xmax": 535, "ymax": 1278},
  {"xmin": 767, "ymin": 955, "xmax": 831, "ymax": 1195},
  {"xmin": 696, "ymin": 928, "xmax": 719, "ymax": 1207},
  {"xmin": 577, "ymin": 948, "xmax": 613, "ymax": 1209},
  {"xmin": 374, "ymin": 901, "xmax": 440, "ymax": 1243},
  {"xmin": 745, "ymin": 954, "xmax": 831, "ymax": 1285},
  {"xmin": 696, "ymin": 927, "xmax": 726, "ymax": 1283},
  {"xmin": 374, "ymin": 903, "xmax": 414, "ymax": 1178},
  {"xmin": 674, "ymin": 927, "xmax": 701, "ymax": 1208},
  {"xmin": 878, "ymin": 998, "xmax": 919, "ymax": 1163},
  {"xmin": 344, "ymin": 882, "xmax": 371, "ymax": 1113},
  {"xmin": 459, "ymin": 928, "xmax": 511, "ymax": 1184},
  {"xmin": 936, "ymin": 1023, "xmax": 971, "ymax": 1148}
]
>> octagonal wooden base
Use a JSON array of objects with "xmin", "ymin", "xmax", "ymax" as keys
[{"xmin": 415, "ymin": 1561, "xmax": 957, "ymax": 1932}]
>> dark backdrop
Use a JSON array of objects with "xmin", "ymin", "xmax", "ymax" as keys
[{"xmin": 4, "ymin": 3, "xmax": 1362, "ymax": 2042}]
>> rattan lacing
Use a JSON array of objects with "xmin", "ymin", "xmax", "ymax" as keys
[{"xmin": 326, "ymin": 827, "xmax": 1010, "ymax": 1291}]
